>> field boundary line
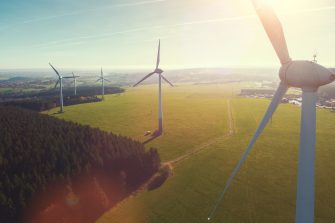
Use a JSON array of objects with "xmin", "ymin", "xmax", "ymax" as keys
[
  {"xmin": 100, "ymin": 98, "xmax": 237, "ymax": 217},
  {"xmin": 165, "ymin": 99, "xmax": 236, "ymax": 167}
]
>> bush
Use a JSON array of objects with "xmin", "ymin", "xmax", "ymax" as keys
[{"xmin": 147, "ymin": 165, "xmax": 171, "ymax": 191}]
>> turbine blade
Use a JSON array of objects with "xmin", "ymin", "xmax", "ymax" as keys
[
  {"xmin": 49, "ymin": 63, "xmax": 61, "ymax": 77},
  {"xmin": 70, "ymin": 72, "xmax": 80, "ymax": 78},
  {"xmin": 156, "ymin": 39, "xmax": 160, "ymax": 69},
  {"xmin": 95, "ymin": 78, "xmax": 102, "ymax": 83},
  {"xmin": 296, "ymin": 90, "xmax": 317, "ymax": 223},
  {"xmin": 161, "ymin": 74, "xmax": 174, "ymax": 87},
  {"xmin": 252, "ymin": 0, "xmax": 291, "ymax": 65},
  {"xmin": 103, "ymin": 78, "xmax": 110, "ymax": 82},
  {"xmin": 133, "ymin": 72, "xmax": 155, "ymax": 87},
  {"xmin": 54, "ymin": 80, "xmax": 60, "ymax": 89},
  {"xmin": 208, "ymin": 82, "xmax": 288, "ymax": 220}
]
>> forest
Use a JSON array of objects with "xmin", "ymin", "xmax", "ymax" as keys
[
  {"xmin": 0, "ymin": 86, "xmax": 124, "ymax": 99},
  {"xmin": 1, "ymin": 95, "xmax": 101, "ymax": 112},
  {"xmin": 0, "ymin": 86, "xmax": 125, "ymax": 111},
  {"xmin": 0, "ymin": 106, "xmax": 160, "ymax": 223}
]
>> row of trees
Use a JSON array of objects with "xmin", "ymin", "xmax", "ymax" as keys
[
  {"xmin": 0, "ymin": 86, "xmax": 124, "ymax": 99},
  {"xmin": 0, "ymin": 106, "xmax": 160, "ymax": 223},
  {"xmin": 1, "ymin": 95, "xmax": 101, "ymax": 111},
  {"xmin": 0, "ymin": 86, "xmax": 125, "ymax": 111}
]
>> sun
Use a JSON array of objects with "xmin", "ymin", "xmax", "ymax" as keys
[
  {"xmin": 265, "ymin": 0, "xmax": 278, "ymax": 4},
  {"xmin": 256, "ymin": 0, "xmax": 279, "ymax": 7},
  {"xmin": 251, "ymin": 0, "xmax": 280, "ymax": 10}
]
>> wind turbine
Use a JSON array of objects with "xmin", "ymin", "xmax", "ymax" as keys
[
  {"xmin": 96, "ymin": 68, "xmax": 110, "ymax": 101},
  {"xmin": 208, "ymin": 1, "xmax": 335, "ymax": 223},
  {"xmin": 312, "ymin": 52, "xmax": 318, "ymax": 63},
  {"xmin": 49, "ymin": 63, "xmax": 73, "ymax": 113},
  {"xmin": 71, "ymin": 72, "xmax": 80, "ymax": 96},
  {"xmin": 133, "ymin": 40, "xmax": 174, "ymax": 135}
]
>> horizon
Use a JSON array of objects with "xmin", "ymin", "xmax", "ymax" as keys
[
  {"xmin": 0, "ymin": 65, "xmax": 282, "ymax": 72},
  {"xmin": 0, "ymin": 66, "xmax": 284, "ymax": 79}
]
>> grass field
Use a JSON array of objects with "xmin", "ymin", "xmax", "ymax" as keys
[
  {"xmin": 45, "ymin": 84, "xmax": 234, "ymax": 161},
  {"xmin": 0, "ymin": 87, "xmax": 13, "ymax": 93},
  {"xmin": 45, "ymin": 83, "xmax": 335, "ymax": 223}
]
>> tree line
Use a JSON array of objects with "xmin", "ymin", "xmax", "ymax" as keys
[
  {"xmin": 0, "ymin": 86, "xmax": 124, "ymax": 99},
  {"xmin": 0, "ymin": 86, "xmax": 125, "ymax": 112},
  {"xmin": 1, "ymin": 95, "xmax": 101, "ymax": 112}
]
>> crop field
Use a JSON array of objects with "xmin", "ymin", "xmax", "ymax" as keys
[{"xmin": 45, "ymin": 83, "xmax": 335, "ymax": 223}]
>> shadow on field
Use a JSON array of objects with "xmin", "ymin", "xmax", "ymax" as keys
[
  {"xmin": 51, "ymin": 111, "xmax": 63, "ymax": 115},
  {"xmin": 147, "ymin": 165, "xmax": 171, "ymax": 191},
  {"xmin": 143, "ymin": 130, "xmax": 162, "ymax": 144}
]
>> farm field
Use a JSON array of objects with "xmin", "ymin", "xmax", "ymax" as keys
[
  {"xmin": 45, "ymin": 83, "xmax": 235, "ymax": 161},
  {"xmin": 45, "ymin": 83, "xmax": 335, "ymax": 223}
]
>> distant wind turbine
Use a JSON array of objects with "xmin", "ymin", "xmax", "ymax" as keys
[
  {"xmin": 312, "ymin": 52, "xmax": 318, "ymax": 63},
  {"xmin": 133, "ymin": 40, "xmax": 174, "ymax": 134},
  {"xmin": 208, "ymin": 1, "xmax": 335, "ymax": 223},
  {"xmin": 49, "ymin": 63, "xmax": 73, "ymax": 113},
  {"xmin": 96, "ymin": 68, "xmax": 110, "ymax": 100},
  {"xmin": 71, "ymin": 72, "xmax": 80, "ymax": 96}
]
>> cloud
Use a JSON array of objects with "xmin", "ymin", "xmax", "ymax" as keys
[
  {"xmin": 30, "ymin": 4, "xmax": 335, "ymax": 49},
  {"xmin": 34, "ymin": 15, "xmax": 254, "ymax": 49},
  {"xmin": 2, "ymin": 0, "xmax": 167, "ymax": 29},
  {"xmin": 33, "ymin": 27, "xmax": 157, "ymax": 49}
]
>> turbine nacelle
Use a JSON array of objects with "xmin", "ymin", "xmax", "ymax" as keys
[
  {"xmin": 279, "ymin": 61, "xmax": 335, "ymax": 90},
  {"xmin": 155, "ymin": 68, "xmax": 164, "ymax": 74},
  {"xmin": 209, "ymin": 1, "xmax": 335, "ymax": 222}
]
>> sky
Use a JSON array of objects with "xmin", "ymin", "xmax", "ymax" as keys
[{"xmin": 0, "ymin": 0, "xmax": 335, "ymax": 70}]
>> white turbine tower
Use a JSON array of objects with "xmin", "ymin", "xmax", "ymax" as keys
[
  {"xmin": 71, "ymin": 72, "xmax": 80, "ymax": 96},
  {"xmin": 96, "ymin": 68, "xmax": 110, "ymax": 101},
  {"xmin": 49, "ymin": 63, "xmax": 73, "ymax": 113},
  {"xmin": 133, "ymin": 40, "xmax": 174, "ymax": 134},
  {"xmin": 208, "ymin": 1, "xmax": 335, "ymax": 223},
  {"xmin": 312, "ymin": 52, "xmax": 318, "ymax": 63}
]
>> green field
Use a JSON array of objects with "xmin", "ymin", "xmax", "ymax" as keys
[
  {"xmin": 45, "ymin": 83, "xmax": 335, "ymax": 223},
  {"xmin": 0, "ymin": 87, "xmax": 14, "ymax": 93}
]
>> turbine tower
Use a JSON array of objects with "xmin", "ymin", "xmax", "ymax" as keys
[
  {"xmin": 208, "ymin": 1, "xmax": 335, "ymax": 223},
  {"xmin": 49, "ymin": 63, "xmax": 73, "ymax": 113},
  {"xmin": 71, "ymin": 72, "xmax": 80, "ymax": 96},
  {"xmin": 312, "ymin": 52, "xmax": 318, "ymax": 63},
  {"xmin": 133, "ymin": 40, "xmax": 174, "ymax": 135},
  {"xmin": 96, "ymin": 68, "xmax": 110, "ymax": 101}
]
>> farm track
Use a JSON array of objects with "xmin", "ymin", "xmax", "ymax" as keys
[
  {"xmin": 164, "ymin": 99, "xmax": 236, "ymax": 167},
  {"xmin": 108, "ymin": 98, "xmax": 237, "ymax": 212}
]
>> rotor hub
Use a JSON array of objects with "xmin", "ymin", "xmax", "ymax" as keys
[
  {"xmin": 155, "ymin": 68, "xmax": 164, "ymax": 74},
  {"xmin": 279, "ymin": 60, "xmax": 334, "ymax": 90}
]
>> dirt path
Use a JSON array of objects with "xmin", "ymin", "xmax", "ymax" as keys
[
  {"xmin": 105, "ymin": 98, "xmax": 237, "ymax": 212},
  {"xmin": 164, "ymin": 99, "xmax": 236, "ymax": 167}
]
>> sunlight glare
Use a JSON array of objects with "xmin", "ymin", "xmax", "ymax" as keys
[
  {"xmin": 258, "ymin": 0, "xmax": 279, "ymax": 7},
  {"xmin": 265, "ymin": 0, "xmax": 278, "ymax": 5}
]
